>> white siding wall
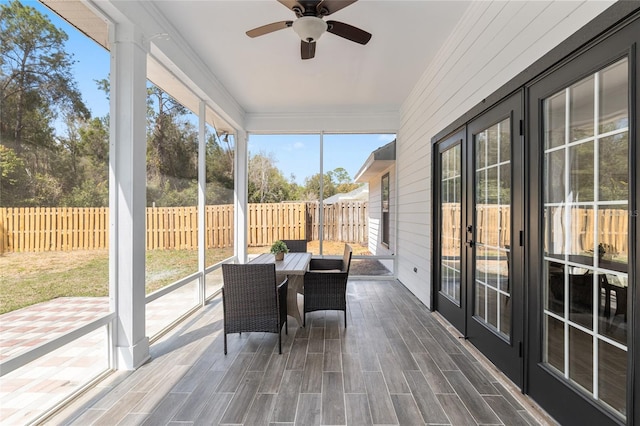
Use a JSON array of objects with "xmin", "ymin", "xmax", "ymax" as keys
[
  {"xmin": 368, "ymin": 178, "xmax": 382, "ymax": 253},
  {"xmin": 366, "ymin": 166, "xmax": 396, "ymax": 257},
  {"xmin": 395, "ymin": 1, "xmax": 615, "ymax": 308}
]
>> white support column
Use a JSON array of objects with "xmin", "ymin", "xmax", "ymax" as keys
[
  {"xmin": 198, "ymin": 101, "xmax": 206, "ymax": 304},
  {"xmin": 109, "ymin": 22, "xmax": 150, "ymax": 370},
  {"xmin": 235, "ymin": 130, "xmax": 248, "ymax": 263}
]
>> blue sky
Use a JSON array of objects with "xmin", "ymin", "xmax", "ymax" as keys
[{"xmin": 14, "ymin": 0, "xmax": 395, "ymax": 184}]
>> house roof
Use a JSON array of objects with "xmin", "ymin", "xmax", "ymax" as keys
[
  {"xmin": 354, "ymin": 139, "xmax": 395, "ymax": 183},
  {"xmin": 323, "ymin": 184, "xmax": 369, "ymax": 204}
]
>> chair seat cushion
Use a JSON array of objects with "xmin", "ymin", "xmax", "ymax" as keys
[{"xmin": 309, "ymin": 269, "xmax": 342, "ymax": 273}]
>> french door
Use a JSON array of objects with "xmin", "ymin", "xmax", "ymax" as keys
[
  {"xmin": 435, "ymin": 93, "xmax": 524, "ymax": 387},
  {"xmin": 527, "ymin": 28, "xmax": 635, "ymax": 425}
]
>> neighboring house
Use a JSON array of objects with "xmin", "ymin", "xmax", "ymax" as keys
[
  {"xmin": 354, "ymin": 140, "xmax": 395, "ymax": 268},
  {"xmin": 322, "ymin": 184, "xmax": 368, "ymax": 204}
]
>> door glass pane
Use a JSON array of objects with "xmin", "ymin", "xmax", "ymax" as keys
[
  {"xmin": 570, "ymin": 75, "xmax": 595, "ymax": 141},
  {"xmin": 473, "ymin": 118, "xmax": 511, "ymax": 340},
  {"xmin": 545, "ymin": 91, "xmax": 566, "ymax": 149},
  {"xmin": 599, "ymin": 60, "xmax": 628, "ymax": 133},
  {"xmin": 542, "ymin": 58, "xmax": 628, "ymax": 419},
  {"xmin": 545, "ymin": 315, "xmax": 565, "ymax": 373},
  {"xmin": 440, "ymin": 144, "xmax": 462, "ymax": 303}
]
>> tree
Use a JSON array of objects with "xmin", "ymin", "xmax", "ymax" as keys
[
  {"xmin": 0, "ymin": 0, "xmax": 90, "ymax": 206},
  {"xmin": 206, "ymin": 131, "xmax": 234, "ymax": 204},
  {"xmin": 145, "ymin": 85, "xmax": 198, "ymax": 206},
  {"xmin": 303, "ymin": 167, "xmax": 360, "ymax": 200},
  {"xmin": 248, "ymin": 151, "xmax": 294, "ymax": 203},
  {"xmin": 1, "ymin": 0, "xmax": 89, "ymax": 149},
  {"xmin": 0, "ymin": 144, "xmax": 27, "ymax": 205},
  {"xmin": 329, "ymin": 167, "xmax": 359, "ymax": 194},
  {"xmin": 303, "ymin": 172, "xmax": 335, "ymax": 201}
]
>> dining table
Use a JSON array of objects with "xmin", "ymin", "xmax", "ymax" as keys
[{"xmin": 249, "ymin": 252, "xmax": 312, "ymax": 326}]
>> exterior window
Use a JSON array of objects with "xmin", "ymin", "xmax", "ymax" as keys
[{"xmin": 382, "ymin": 173, "xmax": 390, "ymax": 247}]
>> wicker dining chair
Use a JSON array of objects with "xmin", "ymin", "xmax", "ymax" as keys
[
  {"xmin": 280, "ymin": 239, "xmax": 308, "ymax": 253},
  {"xmin": 221, "ymin": 263, "xmax": 288, "ymax": 354},
  {"xmin": 303, "ymin": 244, "xmax": 352, "ymax": 327}
]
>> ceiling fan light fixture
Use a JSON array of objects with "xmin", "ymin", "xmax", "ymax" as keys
[{"xmin": 292, "ymin": 16, "xmax": 327, "ymax": 42}]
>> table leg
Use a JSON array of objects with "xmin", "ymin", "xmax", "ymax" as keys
[{"xmin": 286, "ymin": 275, "xmax": 304, "ymax": 326}]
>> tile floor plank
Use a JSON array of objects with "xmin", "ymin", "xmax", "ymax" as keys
[
  {"xmin": 140, "ymin": 392, "xmax": 189, "ymax": 426},
  {"xmin": 404, "ymin": 370, "xmax": 449, "ymax": 424},
  {"xmin": 322, "ymin": 372, "xmax": 346, "ymax": 425},
  {"xmin": 215, "ymin": 352, "xmax": 254, "ymax": 392},
  {"xmin": 192, "ymin": 392, "xmax": 233, "ymax": 426},
  {"xmin": 220, "ymin": 370, "xmax": 263, "ymax": 424},
  {"xmin": 301, "ymin": 352, "xmax": 324, "ymax": 393},
  {"xmin": 271, "ymin": 370, "xmax": 303, "ymax": 423},
  {"xmin": 345, "ymin": 393, "xmax": 373, "ymax": 425},
  {"xmin": 450, "ymin": 353, "xmax": 499, "ymax": 395},
  {"xmin": 363, "ymin": 371, "xmax": 398, "ymax": 425},
  {"xmin": 443, "ymin": 370, "xmax": 501, "ymax": 424},
  {"xmin": 436, "ymin": 393, "xmax": 477, "ymax": 426},
  {"xmin": 259, "ymin": 353, "xmax": 289, "ymax": 394},
  {"xmin": 244, "ymin": 393, "xmax": 276, "ymax": 425},
  {"xmin": 286, "ymin": 338, "xmax": 309, "ymax": 370},
  {"xmin": 484, "ymin": 395, "xmax": 534, "ymax": 426},
  {"xmin": 323, "ymin": 339, "xmax": 342, "ymax": 372},
  {"xmin": 171, "ymin": 370, "xmax": 226, "ymax": 421},
  {"xmin": 377, "ymin": 352, "xmax": 411, "ymax": 394},
  {"xmin": 296, "ymin": 393, "xmax": 322, "ymax": 425},
  {"xmin": 342, "ymin": 353, "xmax": 365, "ymax": 393},
  {"xmin": 412, "ymin": 352, "xmax": 455, "ymax": 394},
  {"xmin": 391, "ymin": 393, "xmax": 426, "ymax": 425},
  {"xmin": 308, "ymin": 327, "xmax": 325, "ymax": 353}
]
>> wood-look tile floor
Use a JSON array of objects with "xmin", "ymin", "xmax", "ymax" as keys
[{"xmin": 52, "ymin": 280, "xmax": 553, "ymax": 425}]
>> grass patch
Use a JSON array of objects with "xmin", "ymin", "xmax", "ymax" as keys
[
  {"xmin": 0, "ymin": 241, "xmax": 369, "ymax": 314},
  {"xmin": 0, "ymin": 251, "xmax": 109, "ymax": 314}
]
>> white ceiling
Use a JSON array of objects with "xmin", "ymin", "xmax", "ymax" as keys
[
  {"xmin": 48, "ymin": 0, "xmax": 472, "ymax": 131},
  {"xmin": 151, "ymin": 0, "xmax": 471, "ymax": 116}
]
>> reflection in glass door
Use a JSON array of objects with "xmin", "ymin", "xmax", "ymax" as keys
[
  {"xmin": 474, "ymin": 118, "xmax": 512, "ymax": 340},
  {"xmin": 542, "ymin": 58, "xmax": 629, "ymax": 419},
  {"xmin": 440, "ymin": 144, "xmax": 462, "ymax": 304},
  {"xmin": 435, "ymin": 132, "xmax": 466, "ymax": 333}
]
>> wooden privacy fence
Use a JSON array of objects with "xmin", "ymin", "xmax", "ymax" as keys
[
  {"xmin": 440, "ymin": 204, "xmax": 629, "ymax": 257},
  {"xmin": 306, "ymin": 201, "xmax": 368, "ymax": 243},
  {"xmin": 247, "ymin": 202, "xmax": 307, "ymax": 247},
  {"xmin": 0, "ymin": 201, "xmax": 368, "ymax": 253}
]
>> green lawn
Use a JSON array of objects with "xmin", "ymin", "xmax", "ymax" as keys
[
  {"xmin": 0, "ymin": 248, "xmax": 233, "ymax": 315},
  {"xmin": 0, "ymin": 241, "xmax": 367, "ymax": 315}
]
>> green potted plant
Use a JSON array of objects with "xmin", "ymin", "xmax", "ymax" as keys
[{"xmin": 270, "ymin": 240, "xmax": 289, "ymax": 261}]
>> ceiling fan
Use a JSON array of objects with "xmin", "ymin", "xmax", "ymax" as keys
[{"xmin": 246, "ymin": 0, "xmax": 372, "ymax": 60}]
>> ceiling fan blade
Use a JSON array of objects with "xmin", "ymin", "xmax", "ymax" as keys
[
  {"xmin": 317, "ymin": 0, "xmax": 357, "ymax": 16},
  {"xmin": 278, "ymin": 0, "xmax": 305, "ymax": 14},
  {"xmin": 326, "ymin": 20, "xmax": 371, "ymax": 45},
  {"xmin": 246, "ymin": 21, "xmax": 293, "ymax": 38},
  {"xmin": 301, "ymin": 40, "xmax": 316, "ymax": 59}
]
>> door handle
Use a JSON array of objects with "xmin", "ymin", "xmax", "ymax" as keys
[{"xmin": 466, "ymin": 225, "xmax": 474, "ymax": 247}]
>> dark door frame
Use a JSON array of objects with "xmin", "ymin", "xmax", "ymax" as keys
[
  {"xmin": 465, "ymin": 91, "xmax": 525, "ymax": 389},
  {"xmin": 433, "ymin": 127, "xmax": 467, "ymax": 334},
  {"xmin": 526, "ymin": 19, "xmax": 639, "ymax": 425}
]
